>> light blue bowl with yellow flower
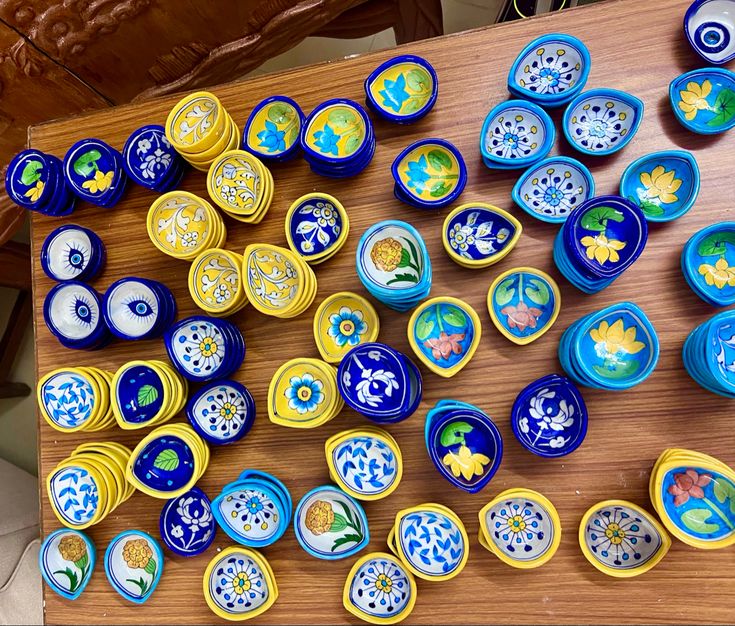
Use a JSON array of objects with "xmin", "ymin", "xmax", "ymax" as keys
[
  {"xmin": 669, "ymin": 67, "xmax": 735, "ymax": 134},
  {"xmin": 243, "ymin": 95, "xmax": 304, "ymax": 162}
]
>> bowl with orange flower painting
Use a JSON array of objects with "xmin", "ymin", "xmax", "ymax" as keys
[{"xmin": 682, "ymin": 221, "xmax": 735, "ymax": 307}]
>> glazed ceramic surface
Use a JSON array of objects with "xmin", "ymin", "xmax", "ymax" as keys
[
  {"xmin": 357, "ymin": 223, "xmax": 427, "ymax": 292},
  {"xmin": 104, "ymin": 278, "xmax": 163, "ymax": 339},
  {"xmin": 483, "ymin": 496, "xmax": 556, "ymax": 563},
  {"xmin": 209, "ymin": 152, "xmax": 264, "ymax": 213},
  {"xmin": 670, "ymin": 68, "xmax": 735, "ymax": 134},
  {"xmin": 214, "ymin": 486, "xmax": 285, "ymax": 546},
  {"xmin": 40, "ymin": 370, "xmax": 96, "ymax": 429},
  {"xmin": 481, "ymin": 100, "xmax": 554, "ymax": 164},
  {"xmin": 189, "ymin": 250, "xmax": 242, "ymax": 312},
  {"xmin": 442, "ymin": 204, "xmax": 521, "ymax": 264},
  {"xmin": 49, "ymin": 465, "xmax": 99, "ymax": 526},
  {"xmin": 159, "ymin": 487, "xmax": 216, "ymax": 556},
  {"xmin": 331, "ymin": 434, "xmax": 400, "ymax": 498},
  {"xmin": 304, "ymin": 102, "xmax": 368, "ymax": 159},
  {"xmin": 131, "ymin": 435, "xmax": 195, "ymax": 492},
  {"xmin": 205, "ymin": 548, "xmax": 274, "ymax": 618},
  {"xmin": 167, "ymin": 318, "xmax": 230, "ymax": 378},
  {"xmin": 395, "ymin": 508, "xmax": 466, "ymax": 577},
  {"xmin": 344, "ymin": 553, "xmax": 415, "ymax": 623},
  {"xmin": 40, "ymin": 529, "xmax": 95, "ymax": 600},
  {"xmin": 6, "ymin": 148, "xmax": 59, "ymax": 210},
  {"xmin": 45, "ymin": 282, "xmax": 101, "ymax": 341},
  {"xmin": 63, "ymin": 138, "xmax": 124, "ymax": 202},
  {"xmin": 104, "ymin": 530, "xmax": 163, "ymax": 603},
  {"xmin": 148, "ymin": 192, "xmax": 214, "ymax": 256},
  {"xmin": 244, "ymin": 245, "xmax": 301, "ymax": 313},
  {"xmin": 684, "ymin": 0, "xmax": 735, "ymax": 64},
  {"xmin": 683, "ymin": 222, "xmax": 735, "ymax": 306},
  {"xmin": 166, "ymin": 92, "xmax": 223, "ymax": 149},
  {"xmin": 245, "ymin": 96, "xmax": 302, "ymax": 157},
  {"xmin": 114, "ymin": 363, "xmax": 164, "ymax": 425},
  {"xmin": 42, "ymin": 226, "xmax": 96, "ymax": 281},
  {"xmin": 707, "ymin": 312, "xmax": 735, "ymax": 391},
  {"xmin": 269, "ymin": 359, "xmax": 338, "ymax": 426},
  {"xmin": 287, "ymin": 194, "xmax": 345, "ymax": 258},
  {"xmin": 123, "ymin": 125, "xmax": 178, "ymax": 187},
  {"xmin": 187, "ymin": 380, "xmax": 254, "ymax": 444},
  {"xmin": 313, "ymin": 292, "xmax": 379, "ymax": 363},
  {"xmin": 365, "ymin": 56, "xmax": 437, "ymax": 121},
  {"xmin": 393, "ymin": 139, "xmax": 465, "ymax": 206}
]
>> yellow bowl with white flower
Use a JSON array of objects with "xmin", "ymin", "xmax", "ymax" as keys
[
  {"xmin": 285, "ymin": 192, "xmax": 350, "ymax": 265},
  {"xmin": 207, "ymin": 150, "xmax": 270, "ymax": 216},
  {"xmin": 188, "ymin": 248, "xmax": 248, "ymax": 317},
  {"xmin": 217, "ymin": 164, "xmax": 273, "ymax": 225},
  {"xmin": 165, "ymin": 91, "xmax": 228, "ymax": 154},
  {"xmin": 312, "ymin": 291, "xmax": 380, "ymax": 363}
]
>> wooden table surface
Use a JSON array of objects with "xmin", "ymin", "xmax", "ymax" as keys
[{"xmin": 30, "ymin": 0, "xmax": 735, "ymax": 623}]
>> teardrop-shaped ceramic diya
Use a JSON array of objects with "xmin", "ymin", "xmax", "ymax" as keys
[
  {"xmin": 682, "ymin": 221, "xmax": 735, "ymax": 307},
  {"xmin": 104, "ymin": 530, "xmax": 164, "ymax": 603},
  {"xmin": 685, "ymin": 0, "xmax": 735, "ymax": 64},
  {"xmin": 40, "ymin": 529, "xmax": 96, "ymax": 600},
  {"xmin": 669, "ymin": 67, "xmax": 735, "ymax": 134},
  {"xmin": 313, "ymin": 292, "xmax": 380, "ymax": 363}
]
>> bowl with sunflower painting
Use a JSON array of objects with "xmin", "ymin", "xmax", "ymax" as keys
[
  {"xmin": 40, "ymin": 529, "xmax": 96, "ymax": 600},
  {"xmin": 669, "ymin": 67, "xmax": 735, "ymax": 134},
  {"xmin": 682, "ymin": 221, "xmax": 735, "ymax": 307},
  {"xmin": 243, "ymin": 95, "xmax": 304, "ymax": 161}
]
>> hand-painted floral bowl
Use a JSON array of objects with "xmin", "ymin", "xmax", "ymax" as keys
[
  {"xmin": 40, "ymin": 529, "xmax": 95, "ymax": 600},
  {"xmin": 364, "ymin": 55, "xmax": 438, "ymax": 123},
  {"xmin": 579, "ymin": 500, "xmax": 671, "ymax": 577},
  {"xmin": 301, "ymin": 98, "xmax": 372, "ymax": 164},
  {"xmin": 159, "ymin": 487, "xmax": 216, "ymax": 557},
  {"xmin": 165, "ymin": 91, "xmax": 227, "ymax": 153},
  {"xmin": 202, "ymin": 546, "xmax": 278, "ymax": 621},
  {"xmin": 441, "ymin": 202, "xmax": 522, "ymax": 268},
  {"xmin": 512, "ymin": 156, "xmax": 595, "ymax": 223},
  {"xmin": 684, "ymin": 0, "xmax": 735, "ymax": 65},
  {"xmin": 670, "ymin": 67, "xmax": 735, "ymax": 134},
  {"xmin": 682, "ymin": 221, "xmax": 735, "ymax": 306},
  {"xmin": 387, "ymin": 503, "xmax": 469, "ymax": 581},
  {"xmin": 104, "ymin": 530, "xmax": 163, "ymax": 603},
  {"xmin": 47, "ymin": 460, "xmax": 104, "ymax": 529},
  {"xmin": 62, "ymin": 138, "xmax": 128, "ymax": 207},
  {"xmin": 186, "ymin": 379, "xmax": 255, "ymax": 445},
  {"xmin": 325, "ymin": 427, "xmax": 403, "ymax": 500},
  {"xmin": 391, "ymin": 138, "xmax": 467, "ymax": 209},
  {"xmin": 128, "ymin": 433, "xmax": 196, "ymax": 493},
  {"xmin": 243, "ymin": 95, "xmax": 304, "ymax": 161},
  {"xmin": 313, "ymin": 292, "xmax": 380, "ymax": 363},
  {"xmin": 285, "ymin": 192, "xmax": 349, "ymax": 263},
  {"xmin": 38, "ymin": 367, "xmax": 103, "ymax": 433},
  {"xmin": 563, "ymin": 88, "xmax": 644, "ymax": 155},
  {"xmin": 478, "ymin": 488, "xmax": 562, "ymax": 569},
  {"xmin": 507, "ymin": 33, "xmax": 591, "ymax": 106},
  {"xmin": 480, "ymin": 100, "xmax": 555, "ymax": 168},
  {"xmin": 343, "ymin": 552, "xmax": 417, "ymax": 625}
]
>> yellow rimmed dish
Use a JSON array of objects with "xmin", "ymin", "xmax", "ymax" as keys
[
  {"xmin": 285, "ymin": 192, "xmax": 350, "ymax": 264},
  {"xmin": 111, "ymin": 360, "xmax": 174, "ymax": 430},
  {"xmin": 313, "ymin": 291, "xmax": 380, "ymax": 363},
  {"xmin": 47, "ymin": 456, "xmax": 108, "ymax": 529},
  {"xmin": 38, "ymin": 366, "xmax": 110, "ymax": 433},
  {"xmin": 188, "ymin": 248, "xmax": 248, "ymax": 316},
  {"xmin": 207, "ymin": 150, "xmax": 270, "ymax": 216},
  {"xmin": 165, "ymin": 91, "xmax": 227, "ymax": 153}
]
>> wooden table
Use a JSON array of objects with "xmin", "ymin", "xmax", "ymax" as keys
[{"xmin": 30, "ymin": 0, "xmax": 735, "ymax": 622}]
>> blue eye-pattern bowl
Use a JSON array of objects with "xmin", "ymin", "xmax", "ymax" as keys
[
  {"xmin": 669, "ymin": 67, "xmax": 735, "ymax": 134},
  {"xmin": 684, "ymin": 0, "xmax": 735, "ymax": 65}
]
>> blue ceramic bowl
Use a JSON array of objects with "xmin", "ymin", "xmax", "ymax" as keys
[
  {"xmin": 684, "ymin": 0, "xmax": 735, "ymax": 65},
  {"xmin": 63, "ymin": 138, "xmax": 128, "ymax": 207},
  {"xmin": 103, "ymin": 277, "xmax": 176, "ymax": 341},
  {"xmin": 669, "ymin": 67, "xmax": 735, "ymax": 134},
  {"xmin": 113, "ymin": 362, "xmax": 166, "ymax": 426},
  {"xmin": 159, "ymin": 487, "xmax": 216, "ymax": 557},
  {"xmin": 39, "ymin": 529, "xmax": 96, "ymax": 600},
  {"xmin": 5, "ymin": 149, "xmax": 69, "ymax": 214},
  {"xmin": 619, "ymin": 150, "xmax": 700, "ymax": 222},
  {"xmin": 704, "ymin": 309, "xmax": 735, "ymax": 394},
  {"xmin": 43, "ymin": 281, "xmax": 110, "ymax": 350},
  {"xmin": 512, "ymin": 156, "xmax": 595, "ymax": 223},
  {"xmin": 300, "ymin": 98, "xmax": 373, "ymax": 166},
  {"xmin": 122, "ymin": 124, "xmax": 185, "ymax": 191},
  {"xmin": 40, "ymin": 224, "xmax": 105, "ymax": 283},
  {"xmin": 682, "ymin": 221, "xmax": 735, "ymax": 307},
  {"xmin": 131, "ymin": 434, "xmax": 196, "ymax": 493},
  {"xmin": 563, "ymin": 88, "xmax": 644, "ymax": 155},
  {"xmin": 243, "ymin": 95, "xmax": 305, "ymax": 161},
  {"xmin": 104, "ymin": 530, "xmax": 163, "ymax": 604},
  {"xmin": 185, "ymin": 379, "xmax": 255, "ymax": 445}
]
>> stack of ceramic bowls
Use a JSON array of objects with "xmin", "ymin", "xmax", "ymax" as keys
[
  {"xmin": 111, "ymin": 360, "xmax": 188, "ymax": 430},
  {"xmin": 650, "ymin": 448, "xmax": 735, "ymax": 550},
  {"xmin": 102, "ymin": 277, "xmax": 177, "ymax": 340},
  {"xmin": 63, "ymin": 138, "xmax": 128, "ymax": 207},
  {"xmin": 41, "ymin": 225, "xmax": 105, "ymax": 283},
  {"xmin": 165, "ymin": 91, "xmax": 240, "ymax": 172},
  {"xmin": 242, "ymin": 95, "xmax": 305, "ymax": 162},
  {"xmin": 188, "ymin": 248, "xmax": 248, "ymax": 316},
  {"xmin": 558, "ymin": 301, "xmax": 659, "ymax": 390},
  {"xmin": 285, "ymin": 193, "xmax": 350, "ymax": 264},
  {"xmin": 159, "ymin": 487, "xmax": 216, "ymax": 556},
  {"xmin": 267, "ymin": 357, "xmax": 343, "ymax": 428},
  {"xmin": 683, "ymin": 310, "xmax": 735, "ymax": 397},
  {"xmin": 356, "ymin": 220, "xmax": 432, "ymax": 312},
  {"xmin": 424, "ymin": 399, "xmax": 503, "ymax": 494},
  {"xmin": 206, "ymin": 149, "xmax": 273, "ymax": 224},
  {"xmin": 5, "ymin": 149, "xmax": 76, "ymax": 216},
  {"xmin": 242, "ymin": 243, "xmax": 317, "ymax": 318},
  {"xmin": 300, "ymin": 98, "xmax": 375, "ymax": 178},
  {"xmin": 391, "ymin": 138, "xmax": 467, "ymax": 209},
  {"xmin": 126, "ymin": 423, "xmax": 209, "ymax": 499},
  {"xmin": 681, "ymin": 222, "xmax": 735, "ymax": 306},
  {"xmin": 39, "ymin": 528, "xmax": 96, "ymax": 600},
  {"xmin": 104, "ymin": 530, "xmax": 164, "ymax": 604},
  {"xmin": 147, "ymin": 191, "xmax": 227, "ymax": 261},
  {"xmin": 164, "ymin": 315, "xmax": 245, "ymax": 382},
  {"xmin": 211, "ymin": 470, "xmax": 292, "ymax": 547},
  {"xmin": 122, "ymin": 124, "xmax": 187, "ymax": 192},
  {"xmin": 337, "ymin": 342, "xmax": 422, "ymax": 423},
  {"xmin": 47, "ymin": 442, "xmax": 134, "ymax": 529},
  {"xmin": 553, "ymin": 195, "xmax": 648, "ymax": 293},
  {"xmin": 312, "ymin": 291, "xmax": 381, "ymax": 363},
  {"xmin": 38, "ymin": 366, "xmax": 114, "ymax": 433},
  {"xmin": 185, "ymin": 380, "xmax": 255, "ymax": 445},
  {"xmin": 43, "ymin": 281, "xmax": 111, "ymax": 350}
]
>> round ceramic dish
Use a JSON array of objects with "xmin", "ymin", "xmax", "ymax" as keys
[
  {"xmin": 159, "ymin": 487, "xmax": 216, "ymax": 556},
  {"xmin": 312, "ymin": 292, "xmax": 380, "ymax": 363},
  {"xmin": 40, "ymin": 224, "xmax": 105, "ymax": 283},
  {"xmin": 669, "ymin": 66, "xmax": 735, "ymax": 134},
  {"xmin": 38, "ymin": 367, "xmax": 104, "ymax": 433},
  {"xmin": 165, "ymin": 91, "xmax": 227, "ymax": 153},
  {"xmin": 43, "ymin": 281, "xmax": 109, "ymax": 350},
  {"xmin": 39, "ymin": 528, "xmax": 96, "ymax": 600},
  {"xmin": 122, "ymin": 124, "xmax": 186, "ymax": 192},
  {"xmin": 188, "ymin": 248, "xmax": 247, "ymax": 316},
  {"xmin": 62, "ymin": 138, "xmax": 127, "ymax": 207},
  {"xmin": 285, "ymin": 193, "xmax": 349, "ymax": 263},
  {"xmin": 186, "ymin": 379, "xmax": 255, "ymax": 445},
  {"xmin": 104, "ymin": 530, "xmax": 164, "ymax": 603},
  {"xmin": 243, "ymin": 95, "xmax": 304, "ymax": 161},
  {"xmin": 5, "ymin": 149, "xmax": 74, "ymax": 215},
  {"xmin": 684, "ymin": 0, "xmax": 735, "ymax": 65},
  {"xmin": 681, "ymin": 221, "xmax": 735, "ymax": 307}
]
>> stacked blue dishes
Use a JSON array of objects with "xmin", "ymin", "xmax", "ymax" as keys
[
  {"xmin": 43, "ymin": 281, "xmax": 111, "ymax": 350},
  {"xmin": 211, "ymin": 469, "xmax": 292, "ymax": 547},
  {"xmin": 338, "ymin": 342, "xmax": 422, "ymax": 423},
  {"xmin": 553, "ymin": 195, "xmax": 648, "ymax": 293},
  {"xmin": 683, "ymin": 310, "xmax": 735, "ymax": 398},
  {"xmin": 40, "ymin": 224, "xmax": 105, "ymax": 283},
  {"xmin": 300, "ymin": 98, "xmax": 375, "ymax": 178},
  {"xmin": 242, "ymin": 95, "xmax": 305, "ymax": 162},
  {"xmin": 185, "ymin": 379, "xmax": 255, "ymax": 445},
  {"xmin": 122, "ymin": 124, "xmax": 187, "ymax": 192},
  {"xmin": 63, "ymin": 138, "xmax": 128, "ymax": 207},
  {"xmin": 164, "ymin": 315, "xmax": 245, "ymax": 382},
  {"xmin": 5, "ymin": 149, "xmax": 76, "ymax": 216},
  {"xmin": 103, "ymin": 277, "xmax": 176, "ymax": 341},
  {"xmin": 558, "ymin": 301, "xmax": 659, "ymax": 391},
  {"xmin": 355, "ymin": 220, "xmax": 432, "ymax": 312},
  {"xmin": 681, "ymin": 222, "xmax": 735, "ymax": 307},
  {"xmin": 159, "ymin": 487, "xmax": 216, "ymax": 557},
  {"xmin": 424, "ymin": 399, "xmax": 503, "ymax": 493}
]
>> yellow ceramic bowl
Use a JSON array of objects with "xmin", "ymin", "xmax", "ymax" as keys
[
  {"xmin": 165, "ymin": 91, "xmax": 227, "ymax": 153},
  {"xmin": 178, "ymin": 113, "xmax": 235, "ymax": 162},
  {"xmin": 207, "ymin": 150, "xmax": 268, "ymax": 215},
  {"xmin": 188, "ymin": 248, "xmax": 246, "ymax": 315},
  {"xmin": 304, "ymin": 102, "xmax": 368, "ymax": 160},
  {"xmin": 312, "ymin": 292, "xmax": 380, "ymax": 363},
  {"xmin": 37, "ymin": 367, "xmax": 106, "ymax": 433},
  {"xmin": 284, "ymin": 193, "xmax": 350, "ymax": 264}
]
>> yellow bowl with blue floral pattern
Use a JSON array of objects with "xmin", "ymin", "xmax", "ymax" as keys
[
  {"xmin": 285, "ymin": 193, "xmax": 350, "ymax": 264},
  {"xmin": 165, "ymin": 91, "xmax": 228, "ymax": 154},
  {"xmin": 313, "ymin": 291, "xmax": 380, "ymax": 363},
  {"xmin": 188, "ymin": 248, "xmax": 247, "ymax": 316}
]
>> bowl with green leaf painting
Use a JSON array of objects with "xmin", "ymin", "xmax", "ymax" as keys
[
  {"xmin": 682, "ymin": 221, "xmax": 735, "ymax": 306},
  {"xmin": 300, "ymin": 98, "xmax": 372, "ymax": 165},
  {"xmin": 392, "ymin": 138, "xmax": 467, "ymax": 209},
  {"xmin": 244, "ymin": 95, "xmax": 304, "ymax": 162},
  {"xmin": 670, "ymin": 67, "xmax": 735, "ymax": 134},
  {"xmin": 364, "ymin": 54, "xmax": 438, "ymax": 123}
]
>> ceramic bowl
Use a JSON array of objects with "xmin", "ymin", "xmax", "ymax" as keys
[
  {"xmin": 5, "ymin": 149, "xmax": 71, "ymax": 214},
  {"xmin": 188, "ymin": 248, "xmax": 247, "ymax": 316},
  {"xmin": 47, "ymin": 461, "xmax": 103, "ymax": 528},
  {"xmin": 285, "ymin": 193, "xmax": 349, "ymax": 263},
  {"xmin": 165, "ymin": 91, "xmax": 227, "ymax": 153},
  {"xmin": 343, "ymin": 552, "xmax": 417, "ymax": 625},
  {"xmin": 684, "ymin": 0, "xmax": 735, "ymax": 64},
  {"xmin": 111, "ymin": 360, "xmax": 168, "ymax": 428},
  {"xmin": 313, "ymin": 292, "xmax": 380, "ymax": 363},
  {"xmin": 122, "ymin": 124, "xmax": 186, "ymax": 192},
  {"xmin": 391, "ymin": 138, "xmax": 467, "ymax": 209},
  {"xmin": 682, "ymin": 222, "xmax": 735, "ymax": 307},
  {"xmin": 104, "ymin": 530, "xmax": 163, "ymax": 603},
  {"xmin": 159, "ymin": 487, "xmax": 216, "ymax": 557},
  {"xmin": 301, "ymin": 99, "xmax": 372, "ymax": 164},
  {"xmin": 478, "ymin": 488, "xmax": 562, "ymax": 569},
  {"xmin": 243, "ymin": 95, "xmax": 304, "ymax": 161},
  {"xmin": 62, "ymin": 138, "xmax": 128, "ymax": 207},
  {"xmin": 103, "ymin": 276, "xmax": 176, "ymax": 341},
  {"xmin": 563, "ymin": 89, "xmax": 644, "ymax": 155},
  {"xmin": 43, "ymin": 281, "xmax": 109, "ymax": 350},
  {"xmin": 40, "ymin": 224, "xmax": 105, "ymax": 283},
  {"xmin": 579, "ymin": 500, "xmax": 671, "ymax": 577},
  {"xmin": 364, "ymin": 55, "xmax": 438, "ymax": 123},
  {"xmin": 480, "ymin": 100, "xmax": 555, "ymax": 167},
  {"xmin": 507, "ymin": 33, "xmax": 591, "ymax": 106},
  {"xmin": 202, "ymin": 546, "xmax": 278, "ymax": 621},
  {"xmin": 40, "ymin": 529, "xmax": 95, "ymax": 600},
  {"xmin": 38, "ymin": 367, "xmax": 101, "ymax": 432},
  {"xmin": 669, "ymin": 67, "xmax": 735, "ymax": 134},
  {"xmin": 186, "ymin": 379, "xmax": 255, "ymax": 444},
  {"xmin": 512, "ymin": 156, "xmax": 595, "ymax": 223},
  {"xmin": 129, "ymin": 433, "xmax": 197, "ymax": 494},
  {"xmin": 206, "ymin": 150, "xmax": 269, "ymax": 216}
]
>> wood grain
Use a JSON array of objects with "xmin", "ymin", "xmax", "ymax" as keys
[{"xmin": 29, "ymin": 0, "xmax": 735, "ymax": 623}]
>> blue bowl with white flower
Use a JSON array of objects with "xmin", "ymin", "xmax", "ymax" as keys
[
  {"xmin": 159, "ymin": 487, "xmax": 216, "ymax": 557},
  {"xmin": 285, "ymin": 192, "xmax": 349, "ymax": 264},
  {"xmin": 122, "ymin": 124, "xmax": 187, "ymax": 192},
  {"xmin": 243, "ymin": 95, "xmax": 305, "ymax": 162},
  {"xmin": 364, "ymin": 54, "xmax": 438, "ymax": 123}
]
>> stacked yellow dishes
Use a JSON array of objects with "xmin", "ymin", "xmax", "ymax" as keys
[
  {"xmin": 165, "ymin": 91, "xmax": 240, "ymax": 171},
  {"xmin": 268, "ymin": 358, "xmax": 343, "ymax": 428},
  {"xmin": 111, "ymin": 360, "xmax": 188, "ymax": 430},
  {"xmin": 207, "ymin": 150, "xmax": 273, "ymax": 224},
  {"xmin": 147, "ymin": 191, "xmax": 226, "ymax": 261},
  {"xmin": 38, "ymin": 366, "xmax": 115, "ymax": 433},
  {"xmin": 242, "ymin": 243, "xmax": 317, "ymax": 318},
  {"xmin": 313, "ymin": 292, "xmax": 380, "ymax": 363},
  {"xmin": 47, "ymin": 442, "xmax": 134, "ymax": 529},
  {"xmin": 126, "ymin": 423, "xmax": 209, "ymax": 499},
  {"xmin": 284, "ymin": 193, "xmax": 350, "ymax": 265},
  {"xmin": 188, "ymin": 248, "xmax": 248, "ymax": 317}
]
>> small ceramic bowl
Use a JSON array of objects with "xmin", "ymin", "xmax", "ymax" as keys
[
  {"xmin": 563, "ymin": 88, "xmax": 644, "ymax": 155},
  {"xmin": 478, "ymin": 488, "xmax": 562, "ymax": 569},
  {"xmin": 188, "ymin": 248, "xmax": 247, "ymax": 317},
  {"xmin": 301, "ymin": 99, "xmax": 372, "ymax": 164},
  {"xmin": 104, "ymin": 530, "xmax": 163, "ymax": 603},
  {"xmin": 364, "ymin": 55, "xmax": 438, "ymax": 123},
  {"xmin": 47, "ymin": 460, "xmax": 104, "ymax": 529},
  {"xmin": 40, "ymin": 529, "xmax": 95, "ymax": 600},
  {"xmin": 512, "ymin": 156, "xmax": 595, "ymax": 223},
  {"xmin": 285, "ymin": 193, "xmax": 349, "ymax": 264},
  {"xmin": 684, "ymin": 0, "xmax": 735, "ymax": 65},
  {"xmin": 202, "ymin": 546, "xmax": 278, "ymax": 621},
  {"xmin": 43, "ymin": 281, "xmax": 109, "ymax": 350},
  {"xmin": 682, "ymin": 221, "xmax": 735, "ymax": 307},
  {"xmin": 669, "ymin": 67, "xmax": 735, "ymax": 134},
  {"xmin": 41, "ymin": 224, "xmax": 105, "ymax": 283},
  {"xmin": 38, "ymin": 367, "xmax": 103, "ymax": 432},
  {"xmin": 313, "ymin": 292, "xmax": 380, "ymax": 363},
  {"xmin": 186, "ymin": 379, "xmax": 255, "ymax": 445},
  {"xmin": 165, "ymin": 91, "xmax": 227, "ymax": 153},
  {"xmin": 62, "ymin": 138, "xmax": 128, "ymax": 207},
  {"xmin": 243, "ymin": 95, "xmax": 304, "ymax": 161},
  {"xmin": 122, "ymin": 124, "xmax": 186, "ymax": 192},
  {"xmin": 159, "ymin": 487, "xmax": 216, "ymax": 557},
  {"xmin": 442, "ymin": 202, "xmax": 522, "ymax": 268}
]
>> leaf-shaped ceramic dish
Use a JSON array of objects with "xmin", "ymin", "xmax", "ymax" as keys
[
  {"xmin": 40, "ymin": 529, "xmax": 96, "ymax": 600},
  {"xmin": 669, "ymin": 67, "xmax": 735, "ymax": 134},
  {"xmin": 682, "ymin": 221, "xmax": 735, "ymax": 306},
  {"xmin": 243, "ymin": 95, "xmax": 304, "ymax": 161},
  {"xmin": 301, "ymin": 98, "xmax": 371, "ymax": 163},
  {"xmin": 285, "ymin": 192, "xmax": 349, "ymax": 263},
  {"xmin": 313, "ymin": 292, "xmax": 380, "ymax": 363},
  {"xmin": 104, "ymin": 530, "xmax": 164, "ymax": 603},
  {"xmin": 684, "ymin": 0, "xmax": 735, "ymax": 65}
]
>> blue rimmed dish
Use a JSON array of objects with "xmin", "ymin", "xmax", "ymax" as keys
[
  {"xmin": 63, "ymin": 138, "xmax": 128, "ymax": 207},
  {"xmin": 243, "ymin": 95, "xmax": 304, "ymax": 161},
  {"xmin": 122, "ymin": 124, "xmax": 186, "ymax": 192},
  {"xmin": 159, "ymin": 487, "xmax": 216, "ymax": 557},
  {"xmin": 40, "ymin": 528, "xmax": 95, "ymax": 600},
  {"xmin": 104, "ymin": 530, "xmax": 163, "ymax": 603},
  {"xmin": 43, "ymin": 281, "xmax": 110, "ymax": 350},
  {"xmin": 684, "ymin": 0, "xmax": 735, "ymax": 65},
  {"xmin": 669, "ymin": 67, "xmax": 735, "ymax": 134},
  {"xmin": 285, "ymin": 192, "xmax": 349, "ymax": 263},
  {"xmin": 103, "ymin": 277, "xmax": 177, "ymax": 341},
  {"xmin": 682, "ymin": 221, "xmax": 735, "ymax": 307},
  {"xmin": 5, "ymin": 149, "xmax": 76, "ymax": 216},
  {"xmin": 40, "ymin": 224, "xmax": 105, "ymax": 283},
  {"xmin": 186, "ymin": 379, "xmax": 255, "ymax": 445}
]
